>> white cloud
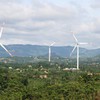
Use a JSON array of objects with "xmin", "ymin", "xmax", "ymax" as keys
[
  {"xmin": 0, "ymin": 0, "xmax": 99, "ymax": 48},
  {"xmin": 91, "ymin": 0, "xmax": 100, "ymax": 9}
]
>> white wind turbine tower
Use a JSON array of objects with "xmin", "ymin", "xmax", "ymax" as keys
[
  {"xmin": 70, "ymin": 34, "xmax": 88, "ymax": 70},
  {"xmin": 0, "ymin": 23, "xmax": 13, "ymax": 57},
  {"xmin": 48, "ymin": 42, "xmax": 55, "ymax": 62}
]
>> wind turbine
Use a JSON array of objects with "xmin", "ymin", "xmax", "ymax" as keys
[
  {"xmin": 48, "ymin": 42, "xmax": 55, "ymax": 62},
  {"xmin": 70, "ymin": 34, "xmax": 87, "ymax": 70},
  {"xmin": 0, "ymin": 23, "xmax": 13, "ymax": 57}
]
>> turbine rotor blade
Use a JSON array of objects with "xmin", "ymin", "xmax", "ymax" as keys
[
  {"xmin": 0, "ymin": 22, "xmax": 5, "ymax": 38},
  {"xmin": 50, "ymin": 42, "xmax": 55, "ymax": 46},
  {"xmin": 0, "ymin": 27, "xmax": 4, "ymax": 38},
  {"xmin": 73, "ymin": 34, "xmax": 78, "ymax": 43},
  {"xmin": 70, "ymin": 45, "xmax": 77, "ymax": 56},
  {"xmin": 79, "ymin": 42, "xmax": 88, "ymax": 45},
  {"xmin": 0, "ymin": 43, "xmax": 13, "ymax": 57}
]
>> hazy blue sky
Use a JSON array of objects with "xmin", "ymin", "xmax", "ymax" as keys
[{"xmin": 0, "ymin": 0, "xmax": 100, "ymax": 49}]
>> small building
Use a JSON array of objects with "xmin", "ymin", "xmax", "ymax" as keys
[{"xmin": 40, "ymin": 75, "xmax": 48, "ymax": 79}]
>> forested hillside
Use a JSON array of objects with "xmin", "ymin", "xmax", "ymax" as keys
[{"xmin": 0, "ymin": 44, "xmax": 100, "ymax": 57}]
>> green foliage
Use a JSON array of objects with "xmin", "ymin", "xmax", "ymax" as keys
[{"xmin": 0, "ymin": 62, "xmax": 99, "ymax": 100}]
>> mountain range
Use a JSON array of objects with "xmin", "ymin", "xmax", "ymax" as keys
[{"xmin": 0, "ymin": 44, "xmax": 100, "ymax": 58}]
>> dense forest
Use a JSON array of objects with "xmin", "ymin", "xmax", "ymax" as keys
[{"xmin": 0, "ymin": 59, "xmax": 100, "ymax": 100}]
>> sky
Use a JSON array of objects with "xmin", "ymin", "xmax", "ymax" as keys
[{"xmin": 0, "ymin": 0, "xmax": 100, "ymax": 49}]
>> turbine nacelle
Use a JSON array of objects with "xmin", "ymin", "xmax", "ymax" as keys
[{"xmin": 44, "ymin": 42, "xmax": 55, "ymax": 47}]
